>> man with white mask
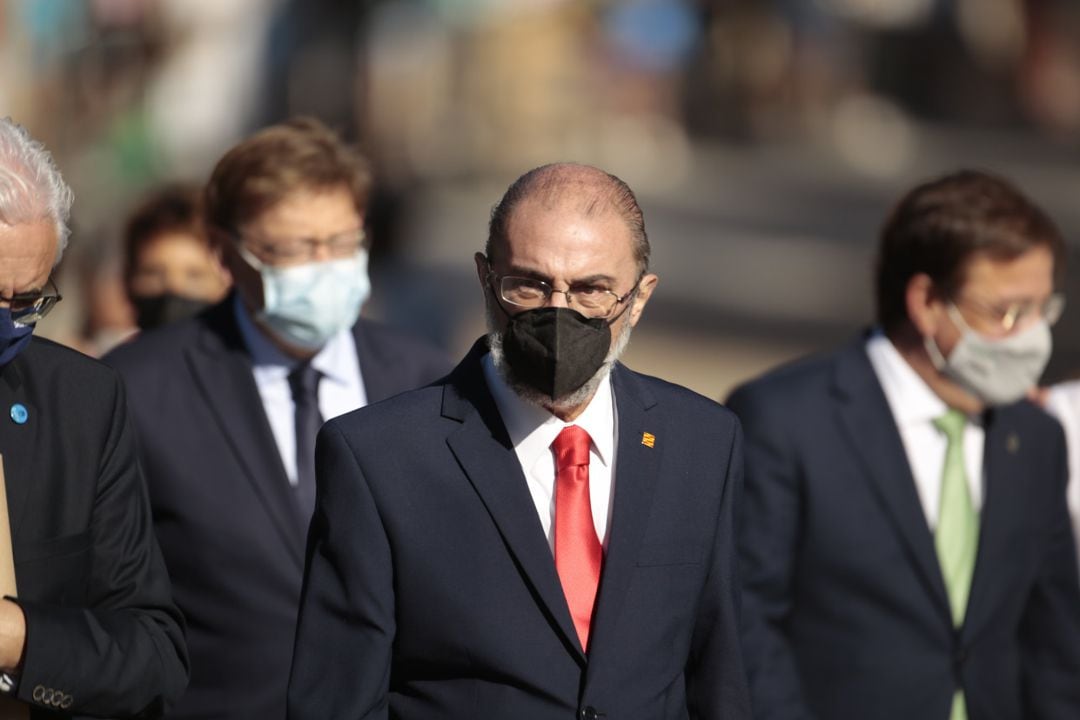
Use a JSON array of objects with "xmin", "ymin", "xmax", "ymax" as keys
[
  {"xmin": 728, "ymin": 170, "xmax": 1080, "ymax": 720},
  {"xmin": 104, "ymin": 117, "xmax": 449, "ymax": 720}
]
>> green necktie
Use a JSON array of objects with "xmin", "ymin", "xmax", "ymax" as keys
[{"xmin": 933, "ymin": 409, "xmax": 979, "ymax": 720}]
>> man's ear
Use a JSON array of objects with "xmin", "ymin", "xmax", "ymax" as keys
[
  {"xmin": 906, "ymin": 272, "xmax": 944, "ymax": 337},
  {"xmin": 628, "ymin": 273, "xmax": 659, "ymax": 327},
  {"xmin": 474, "ymin": 252, "xmax": 489, "ymax": 288},
  {"xmin": 209, "ymin": 226, "xmax": 240, "ymax": 275}
]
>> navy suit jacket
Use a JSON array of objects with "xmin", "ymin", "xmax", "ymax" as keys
[
  {"xmin": 727, "ymin": 337, "xmax": 1080, "ymax": 720},
  {"xmin": 287, "ymin": 340, "xmax": 751, "ymax": 720},
  {"xmin": 0, "ymin": 337, "xmax": 187, "ymax": 718},
  {"xmin": 103, "ymin": 296, "xmax": 450, "ymax": 720}
]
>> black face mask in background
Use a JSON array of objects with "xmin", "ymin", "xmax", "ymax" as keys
[
  {"xmin": 133, "ymin": 293, "xmax": 211, "ymax": 331},
  {"xmin": 501, "ymin": 307, "xmax": 612, "ymax": 400}
]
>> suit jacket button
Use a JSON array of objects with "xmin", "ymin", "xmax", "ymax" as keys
[{"xmin": 580, "ymin": 706, "xmax": 600, "ymax": 720}]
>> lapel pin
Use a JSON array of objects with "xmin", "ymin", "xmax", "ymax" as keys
[
  {"xmin": 1006, "ymin": 433, "xmax": 1020, "ymax": 454},
  {"xmin": 641, "ymin": 432, "xmax": 655, "ymax": 448},
  {"xmin": 9, "ymin": 403, "xmax": 27, "ymax": 425}
]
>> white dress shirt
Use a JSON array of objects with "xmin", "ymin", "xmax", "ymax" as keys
[
  {"xmin": 865, "ymin": 331, "xmax": 984, "ymax": 529},
  {"xmin": 482, "ymin": 352, "xmax": 618, "ymax": 552},
  {"xmin": 234, "ymin": 295, "xmax": 367, "ymax": 486},
  {"xmin": 1044, "ymin": 380, "xmax": 1080, "ymax": 562}
]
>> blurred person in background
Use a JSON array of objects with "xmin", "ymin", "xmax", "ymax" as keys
[
  {"xmin": 0, "ymin": 116, "xmax": 188, "ymax": 716},
  {"xmin": 123, "ymin": 182, "xmax": 230, "ymax": 332},
  {"xmin": 728, "ymin": 170, "xmax": 1080, "ymax": 720},
  {"xmin": 288, "ymin": 163, "xmax": 750, "ymax": 720},
  {"xmin": 103, "ymin": 117, "xmax": 449, "ymax": 720}
]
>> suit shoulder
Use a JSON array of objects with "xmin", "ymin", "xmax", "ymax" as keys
[
  {"xmin": 327, "ymin": 379, "xmax": 446, "ymax": 435},
  {"xmin": 355, "ymin": 318, "xmax": 449, "ymax": 364},
  {"xmin": 23, "ymin": 337, "xmax": 125, "ymax": 402},
  {"xmin": 26, "ymin": 335, "xmax": 112, "ymax": 372},
  {"xmin": 102, "ymin": 316, "xmax": 204, "ymax": 376},
  {"xmin": 726, "ymin": 348, "xmax": 837, "ymax": 408},
  {"xmin": 619, "ymin": 365, "xmax": 739, "ymax": 429}
]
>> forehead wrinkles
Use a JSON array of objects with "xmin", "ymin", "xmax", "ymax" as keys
[
  {"xmin": 506, "ymin": 184, "xmax": 623, "ymax": 240},
  {"xmin": 522, "ymin": 171, "xmax": 620, "ymax": 218}
]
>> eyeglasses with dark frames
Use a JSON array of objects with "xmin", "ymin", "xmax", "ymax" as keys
[{"xmin": 0, "ymin": 277, "xmax": 62, "ymax": 326}]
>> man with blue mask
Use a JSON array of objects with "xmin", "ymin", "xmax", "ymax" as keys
[
  {"xmin": 729, "ymin": 170, "xmax": 1080, "ymax": 720},
  {"xmin": 0, "ymin": 117, "xmax": 188, "ymax": 716},
  {"xmin": 104, "ymin": 117, "xmax": 449, "ymax": 720}
]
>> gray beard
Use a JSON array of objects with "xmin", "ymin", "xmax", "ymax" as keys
[{"xmin": 485, "ymin": 302, "xmax": 633, "ymax": 415}]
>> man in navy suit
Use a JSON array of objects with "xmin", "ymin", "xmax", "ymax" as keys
[
  {"xmin": 728, "ymin": 170, "xmax": 1080, "ymax": 720},
  {"xmin": 0, "ymin": 117, "xmax": 187, "ymax": 717},
  {"xmin": 104, "ymin": 118, "xmax": 448, "ymax": 720},
  {"xmin": 287, "ymin": 163, "xmax": 751, "ymax": 719}
]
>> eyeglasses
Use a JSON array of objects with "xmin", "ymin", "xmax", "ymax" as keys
[
  {"xmin": 490, "ymin": 272, "xmax": 641, "ymax": 319},
  {"xmin": 953, "ymin": 292, "xmax": 1065, "ymax": 333},
  {"xmin": 238, "ymin": 228, "xmax": 366, "ymax": 265},
  {"xmin": 0, "ymin": 277, "xmax": 62, "ymax": 326}
]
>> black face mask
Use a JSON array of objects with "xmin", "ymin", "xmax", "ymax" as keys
[
  {"xmin": 501, "ymin": 307, "xmax": 612, "ymax": 400},
  {"xmin": 133, "ymin": 293, "xmax": 211, "ymax": 331}
]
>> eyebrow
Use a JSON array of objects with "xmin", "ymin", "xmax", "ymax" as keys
[
  {"xmin": 503, "ymin": 265, "xmax": 619, "ymax": 287},
  {"xmin": 969, "ymin": 291, "xmax": 1050, "ymax": 306},
  {"xmin": 4, "ymin": 285, "xmax": 45, "ymax": 299}
]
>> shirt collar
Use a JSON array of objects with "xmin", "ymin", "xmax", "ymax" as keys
[
  {"xmin": 482, "ymin": 352, "xmax": 615, "ymax": 470},
  {"xmin": 233, "ymin": 292, "xmax": 353, "ymax": 382},
  {"xmin": 865, "ymin": 329, "xmax": 948, "ymax": 427}
]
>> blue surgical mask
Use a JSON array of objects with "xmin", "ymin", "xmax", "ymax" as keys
[
  {"xmin": 239, "ymin": 247, "xmax": 371, "ymax": 350},
  {"xmin": 0, "ymin": 308, "xmax": 34, "ymax": 366}
]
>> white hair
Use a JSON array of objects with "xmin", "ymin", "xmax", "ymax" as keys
[{"xmin": 0, "ymin": 117, "xmax": 74, "ymax": 264}]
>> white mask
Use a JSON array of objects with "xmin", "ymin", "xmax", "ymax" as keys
[
  {"xmin": 240, "ymin": 246, "xmax": 371, "ymax": 350},
  {"xmin": 924, "ymin": 304, "xmax": 1052, "ymax": 406}
]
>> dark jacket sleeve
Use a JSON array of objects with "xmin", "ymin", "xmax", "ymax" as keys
[
  {"xmin": 13, "ymin": 374, "xmax": 189, "ymax": 718},
  {"xmin": 726, "ymin": 383, "xmax": 817, "ymax": 720},
  {"xmin": 287, "ymin": 420, "xmax": 393, "ymax": 720},
  {"xmin": 685, "ymin": 417, "xmax": 753, "ymax": 719},
  {"xmin": 1018, "ymin": 418, "xmax": 1080, "ymax": 719}
]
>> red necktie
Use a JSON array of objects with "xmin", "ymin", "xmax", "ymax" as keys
[{"xmin": 552, "ymin": 425, "xmax": 603, "ymax": 652}]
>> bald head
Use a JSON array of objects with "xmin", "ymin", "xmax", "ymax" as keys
[{"xmin": 486, "ymin": 163, "xmax": 650, "ymax": 274}]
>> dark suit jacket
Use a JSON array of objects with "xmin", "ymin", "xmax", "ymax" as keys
[
  {"xmin": 103, "ymin": 296, "xmax": 450, "ymax": 720},
  {"xmin": 726, "ymin": 337, "xmax": 1080, "ymax": 720},
  {"xmin": 287, "ymin": 340, "xmax": 751, "ymax": 720},
  {"xmin": 0, "ymin": 337, "xmax": 187, "ymax": 718}
]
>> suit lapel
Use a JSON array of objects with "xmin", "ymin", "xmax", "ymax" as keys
[
  {"xmin": 184, "ymin": 301, "xmax": 305, "ymax": 567},
  {"xmin": 832, "ymin": 340, "xmax": 952, "ymax": 623},
  {"xmin": 0, "ymin": 355, "xmax": 39, "ymax": 539},
  {"xmin": 443, "ymin": 341, "xmax": 584, "ymax": 662},
  {"xmin": 586, "ymin": 366, "xmax": 661, "ymax": 660},
  {"xmin": 352, "ymin": 321, "xmax": 392, "ymax": 404},
  {"xmin": 962, "ymin": 407, "xmax": 1026, "ymax": 637}
]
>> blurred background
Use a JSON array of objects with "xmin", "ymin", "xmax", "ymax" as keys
[{"xmin": 4, "ymin": 0, "xmax": 1080, "ymax": 400}]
